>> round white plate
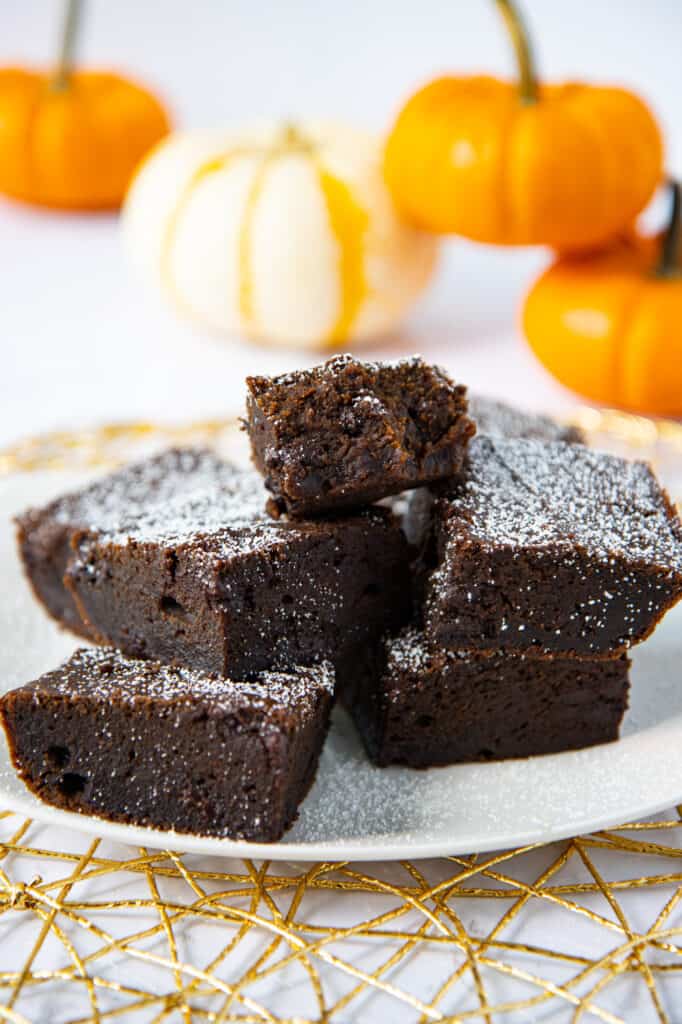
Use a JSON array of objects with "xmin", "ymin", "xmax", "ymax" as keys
[{"xmin": 2, "ymin": 468, "xmax": 682, "ymax": 861}]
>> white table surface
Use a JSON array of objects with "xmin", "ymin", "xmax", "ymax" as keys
[{"xmin": 2, "ymin": 3, "xmax": 682, "ymax": 1021}]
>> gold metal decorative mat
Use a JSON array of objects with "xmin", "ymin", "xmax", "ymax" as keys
[
  {"xmin": 2, "ymin": 810, "xmax": 682, "ymax": 1022},
  {"xmin": 0, "ymin": 409, "xmax": 681, "ymax": 1023}
]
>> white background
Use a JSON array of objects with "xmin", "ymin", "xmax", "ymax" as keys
[
  {"xmin": 2, "ymin": 0, "xmax": 681, "ymax": 448},
  {"xmin": 2, "ymin": 5, "xmax": 682, "ymax": 1022}
]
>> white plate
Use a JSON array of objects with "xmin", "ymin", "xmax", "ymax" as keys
[{"xmin": 2, "ymin": 468, "xmax": 682, "ymax": 861}]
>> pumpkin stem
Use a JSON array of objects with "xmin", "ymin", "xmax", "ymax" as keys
[
  {"xmin": 278, "ymin": 122, "xmax": 313, "ymax": 153},
  {"xmin": 52, "ymin": 0, "xmax": 84, "ymax": 91},
  {"xmin": 495, "ymin": 0, "xmax": 538, "ymax": 104},
  {"xmin": 658, "ymin": 180, "xmax": 682, "ymax": 279}
]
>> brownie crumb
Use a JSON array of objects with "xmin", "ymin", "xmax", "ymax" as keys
[{"xmin": 246, "ymin": 354, "xmax": 475, "ymax": 517}]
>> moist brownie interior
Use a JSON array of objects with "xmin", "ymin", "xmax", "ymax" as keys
[
  {"xmin": 344, "ymin": 626, "xmax": 630, "ymax": 767},
  {"xmin": 246, "ymin": 354, "xmax": 475, "ymax": 516}
]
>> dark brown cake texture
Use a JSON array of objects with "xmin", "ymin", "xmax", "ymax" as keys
[
  {"xmin": 409, "ymin": 436, "xmax": 682, "ymax": 659},
  {"xmin": 55, "ymin": 451, "xmax": 410, "ymax": 681},
  {"xmin": 17, "ymin": 448, "xmax": 238, "ymax": 639},
  {"xmin": 0, "ymin": 648, "xmax": 334, "ymax": 841},
  {"xmin": 344, "ymin": 627, "xmax": 630, "ymax": 768},
  {"xmin": 468, "ymin": 394, "xmax": 584, "ymax": 445},
  {"xmin": 245, "ymin": 354, "xmax": 475, "ymax": 518}
]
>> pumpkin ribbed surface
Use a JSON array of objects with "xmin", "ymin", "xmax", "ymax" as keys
[
  {"xmin": 123, "ymin": 123, "xmax": 438, "ymax": 349},
  {"xmin": 0, "ymin": 68, "xmax": 170, "ymax": 210},
  {"xmin": 385, "ymin": 77, "xmax": 663, "ymax": 250},
  {"xmin": 524, "ymin": 235, "xmax": 682, "ymax": 415}
]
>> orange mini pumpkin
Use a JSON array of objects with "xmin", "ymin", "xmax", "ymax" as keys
[
  {"xmin": 384, "ymin": 0, "xmax": 663, "ymax": 250},
  {"xmin": 523, "ymin": 182, "xmax": 682, "ymax": 417},
  {"xmin": 0, "ymin": 0, "xmax": 170, "ymax": 210}
]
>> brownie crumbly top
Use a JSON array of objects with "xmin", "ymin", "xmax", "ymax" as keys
[
  {"xmin": 27, "ymin": 647, "xmax": 335, "ymax": 715},
  {"xmin": 248, "ymin": 353, "xmax": 429, "ymax": 398},
  {"xmin": 436, "ymin": 436, "xmax": 682, "ymax": 570},
  {"xmin": 468, "ymin": 395, "xmax": 584, "ymax": 445},
  {"xmin": 247, "ymin": 353, "xmax": 473, "ymax": 465}
]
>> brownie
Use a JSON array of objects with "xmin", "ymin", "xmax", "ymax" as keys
[
  {"xmin": 17, "ymin": 449, "xmax": 239, "ymax": 639},
  {"xmin": 469, "ymin": 394, "xmax": 584, "ymax": 445},
  {"xmin": 0, "ymin": 647, "xmax": 334, "ymax": 841},
  {"xmin": 55, "ymin": 451, "xmax": 410, "ymax": 680},
  {"xmin": 344, "ymin": 627, "xmax": 630, "ymax": 767},
  {"xmin": 408, "ymin": 436, "xmax": 682, "ymax": 658},
  {"xmin": 385, "ymin": 397, "xmax": 583, "ymax": 540},
  {"xmin": 245, "ymin": 354, "xmax": 475, "ymax": 518}
]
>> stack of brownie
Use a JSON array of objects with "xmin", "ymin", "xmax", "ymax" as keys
[
  {"xmin": 4, "ymin": 441, "xmax": 411, "ymax": 842},
  {"xmin": 3, "ymin": 354, "xmax": 682, "ymax": 842},
  {"xmin": 352, "ymin": 434, "xmax": 682, "ymax": 766}
]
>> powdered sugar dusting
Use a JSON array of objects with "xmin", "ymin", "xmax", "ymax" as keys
[
  {"xmin": 386, "ymin": 626, "xmax": 490, "ymax": 677},
  {"xmin": 443, "ymin": 436, "xmax": 682, "ymax": 568},
  {"xmin": 386, "ymin": 626, "xmax": 433, "ymax": 675},
  {"xmin": 46, "ymin": 448, "xmax": 239, "ymax": 530},
  {"xmin": 253, "ymin": 353, "xmax": 433, "ymax": 392},
  {"xmin": 37, "ymin": 647, "xmax": 335, "ymax": 711},
  {"xmin": 99, "ymin": 465, "xmax": 282, "ymax": 558},
  {"xmin": 420, "ymin": 436, "xmax": 682, "ymax": 656},
  {"xmin": 42, "ymin": 448, "xmax": 299, "ymax": 561}
]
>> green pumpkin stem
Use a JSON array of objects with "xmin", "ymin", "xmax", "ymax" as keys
[
  {"xmin": 52, "ymin": 0, "xmax": 84, "ymax": 91},
  {"xmin": 495, "ymin": 0, "xmax": 538, "ymax": 104},
  {"xmin": 658, "ymin": 180, "xmax": 682, "ymax": 279}
]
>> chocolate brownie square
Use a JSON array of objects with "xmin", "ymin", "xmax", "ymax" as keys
[
  {"xmin": 469, "ymin": 394, "xmax": 584, "ymax": 444},
  {"xmin": 17, "ymin": 449, "xmax": 237, "ymax": 639},
  {"xmin": 409, "ymin": 436, "xmax": 682, "ymax": 658},
  {"xmin": 344, "ymin": 627, "xmax": 629, "ymax": 767},
  {"xmin": 59, "ymin": 454, "xmax": 410, "ymax": 679},
  {"xmin": 245, "ymin": 354, "xmax": 475, "ymax": 517},
  {"xmin": 0, "ymin": 648, "xmax": 334, "ymax": 841}
]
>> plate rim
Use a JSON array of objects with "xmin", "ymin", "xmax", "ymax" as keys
[{"xmin": 3, "ymin": 714, "xmax": 682, "ymax": 861}]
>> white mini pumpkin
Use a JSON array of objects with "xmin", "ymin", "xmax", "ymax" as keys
[{"xmin": 122, "ymin": 122, "xmax": 438, "ymax": 349}]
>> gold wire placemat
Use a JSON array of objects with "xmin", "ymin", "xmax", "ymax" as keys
[
  {"xmin": 1, "ymin": 809, "xmax": 682, "ymax": 1023},
  {"xmin": 0, "ymin": 409, "xmax": 682, "ymax": 1023}
]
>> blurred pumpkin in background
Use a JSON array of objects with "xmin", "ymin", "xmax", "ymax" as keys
[
  {"xmin": 0, "ymin": 0, "xmax": 170, "ymax": 210},
  {"xmin": 524, "ymin": 182, "xmax": 682, "ymax": 417},
  {"xmin": 384, "ymin": 0, "xmax": 663, "ymax": 250},
  {"xmin": 123, "ymin": 122, "xmax": 438, "ymax": 350}
]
